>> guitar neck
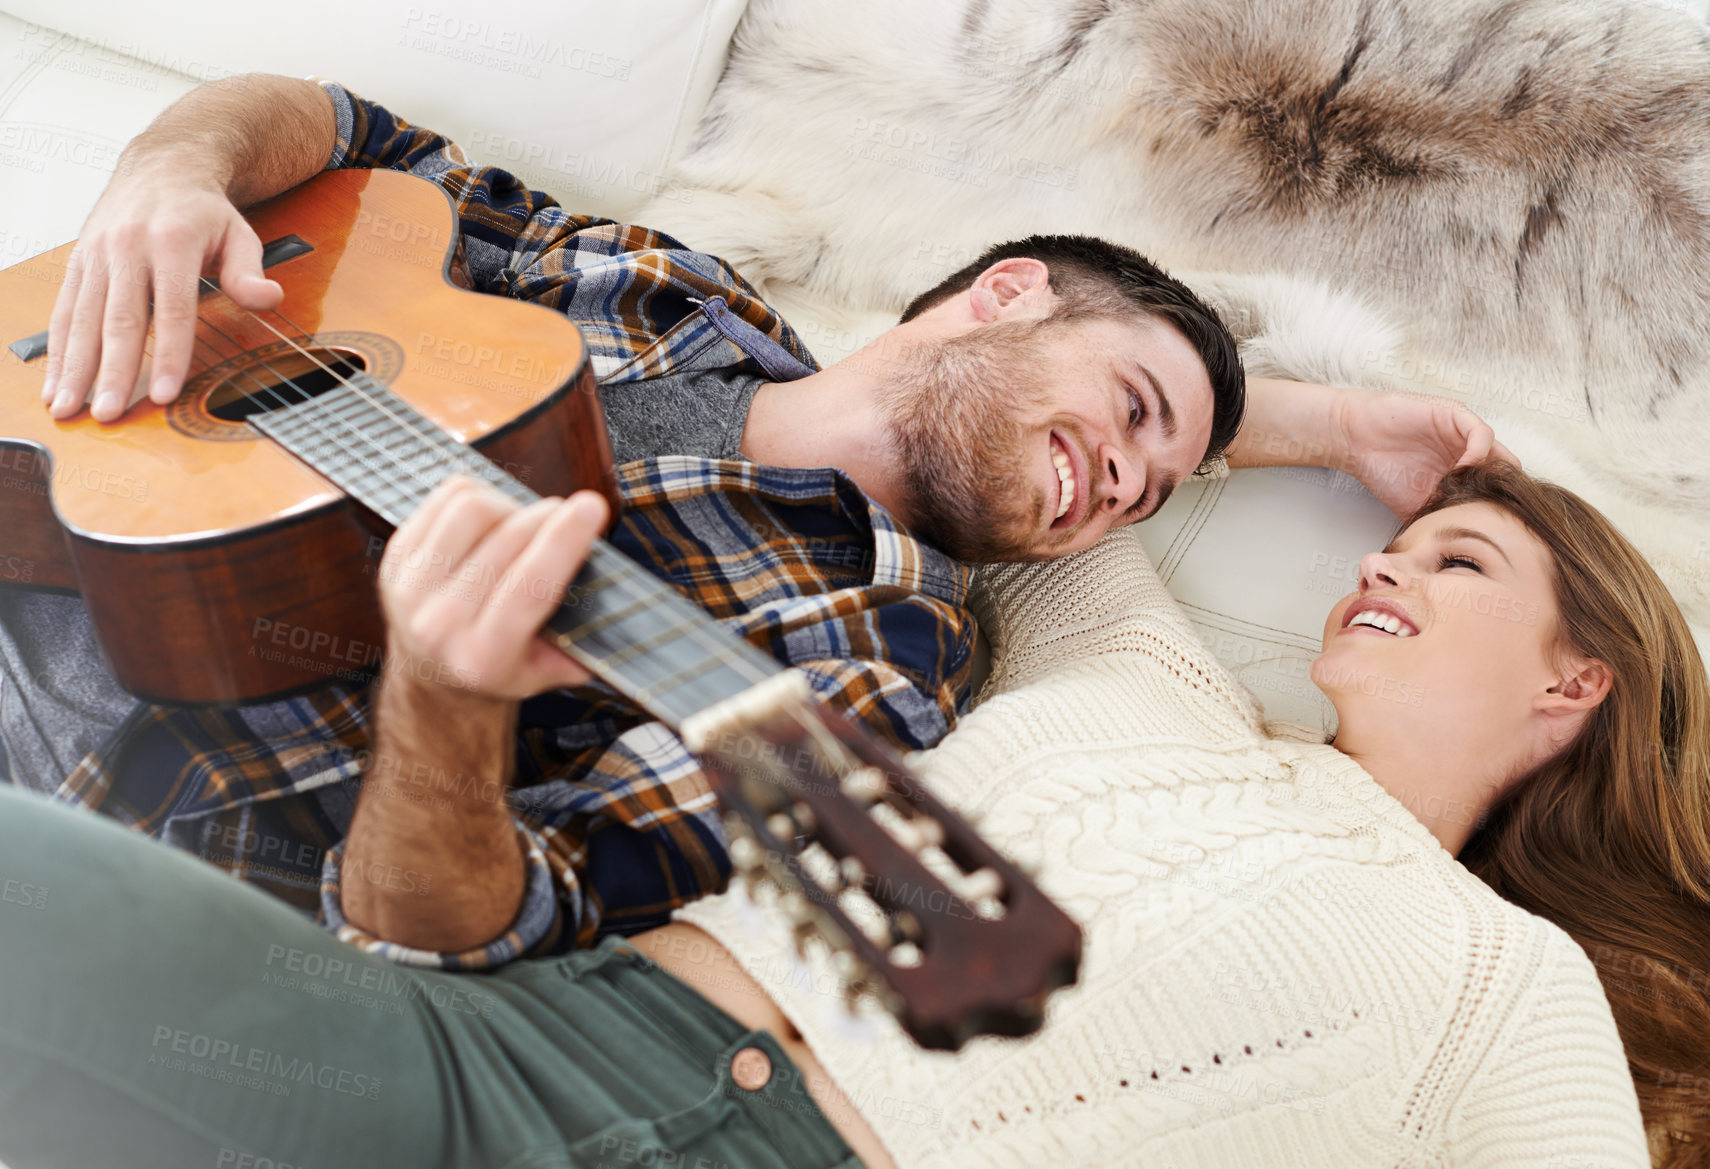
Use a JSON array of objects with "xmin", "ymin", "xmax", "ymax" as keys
[{"xmin": 250, "ymin": 374, "xmax": 783, "ymax": 727}]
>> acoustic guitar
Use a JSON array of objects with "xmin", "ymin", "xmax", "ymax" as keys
[{"xmin": 0, "ymin": 168, "xmax": 1080, "ymax": 1051}]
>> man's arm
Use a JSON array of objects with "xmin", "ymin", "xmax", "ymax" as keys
[
  {"xmin": 338, "ymin": 476, "xmax": 606, "ymax": 952},
  {"xmin": 45, "ymin": 75, "xmax": 336, "ymax": 422},
  {"xmin": 1227, "ymin": 377, "xmax": 1518, "ymax": 517}
]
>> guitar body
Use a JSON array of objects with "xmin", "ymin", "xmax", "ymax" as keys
[{"xmin": 0, "ymin": 169, "xmax": 616, "ymax": 705}]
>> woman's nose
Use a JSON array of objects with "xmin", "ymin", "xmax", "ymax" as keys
[{"xmin": 1358, "ymin": 550, "xmax": 1409, "ymax": 591}]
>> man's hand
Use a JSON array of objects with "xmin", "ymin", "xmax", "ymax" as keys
[
  {"xmin": 340, "ymin": 475, "xmax": 610, "ymax": 953},
  {"xmin": 45, "ymin": 171, "xmax": 281, "ymax": 422},
  {"xmin": 1229, "ymin": 378, "xmax": 1519, "ymax": 518},
  {"xmin": 39, "ymin": 74, "xmax": 337, "ymax": 423},
  {"xmin": 378, "ymin": 475, "xmax": 608, "ymax": 701},
  {"xmin": 1331, "ymin": 386, "xmax": 1520, "ymax": 517}
]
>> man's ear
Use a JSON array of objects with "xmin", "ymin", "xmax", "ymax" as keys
[
  {"xmin": 1539, "ymin": 658, "xmax": 1613, "ymax": 716},
  {"xmin": 970, "ymin": 258, "xmax": 1051, "ymax": 322}
]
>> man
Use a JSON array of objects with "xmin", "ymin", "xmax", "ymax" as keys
[{"xmin": 2, "ymin": 74, "xmax": 1508, "ymax": 963}]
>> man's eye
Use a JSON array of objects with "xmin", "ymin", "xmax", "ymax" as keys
[
  {"xmin": 1438, "ymin": 554, "xmax": 1483, "ymax": 572},
  {"xmin": 1127, "ymin": 386, "xmax": 1145, "ymax": 430}
]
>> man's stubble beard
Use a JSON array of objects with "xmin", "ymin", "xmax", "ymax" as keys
[{"xmin": 875, "ymin": 318, "xmax": 1074, "ymax": 563}]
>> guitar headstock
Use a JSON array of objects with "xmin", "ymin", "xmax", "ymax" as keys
[{"xmin": 682, "ymin": 674, "xmax": 1082, "ymax": 1051}]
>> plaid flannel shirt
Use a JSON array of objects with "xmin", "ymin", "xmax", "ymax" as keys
[{"xmin": 50, "ymin": 82, "xmax": 974, "ymax": 969}]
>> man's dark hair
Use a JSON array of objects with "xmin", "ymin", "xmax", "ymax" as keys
[{"xmin": 898, "ymin": 234, "xmax": 1245, "ymax": 466}]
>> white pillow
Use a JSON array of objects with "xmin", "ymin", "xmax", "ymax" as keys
[{"xmin": 0, "ymin": 0, "xmax": 748, "ymax": 263}]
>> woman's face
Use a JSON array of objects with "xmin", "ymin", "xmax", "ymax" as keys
[{"xmin": 1313, "ymin": 502, "xmax": 1564, "ymax": 766}]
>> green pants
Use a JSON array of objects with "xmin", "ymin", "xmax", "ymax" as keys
[{"xmin": 0, "ymin": 784, "xmax": 861, "ymax": 1169}]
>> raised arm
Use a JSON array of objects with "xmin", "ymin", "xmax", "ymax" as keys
[
  {"xmin": 44, "ymin": 74, "xmax": 335, "ymax": 422},
  {"xmin": 1228, "ymin": 377, "xmax": 1519, "ymax": 517}
]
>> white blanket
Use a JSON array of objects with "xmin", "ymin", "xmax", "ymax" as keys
[{"xmin": 638, "ymin": 0, "xmax": 1710, "ymax": 722}]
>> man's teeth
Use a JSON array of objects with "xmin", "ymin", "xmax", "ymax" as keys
[
  {"xmin": 1348, "ymin": 609, "xmax": 1415, "ymax": 637},
  {"xmin": 1052, "ymin": 446, "xmax": 1076, "ymax": 520}
]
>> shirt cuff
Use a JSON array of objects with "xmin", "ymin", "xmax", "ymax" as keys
[
  {"xmin": 312, "ymin": 78, "xmax": 357, "ymax": 172},
  {"xmin": 318, "ymin": 819, "xmax": 563, "ymax": 971}
]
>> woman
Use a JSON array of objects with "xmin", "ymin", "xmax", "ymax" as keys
[{"xmin": 0, "ymin": 461, "xmax": 1701, "ymax": 1168}]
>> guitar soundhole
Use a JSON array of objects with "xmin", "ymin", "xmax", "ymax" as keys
[{"xmin": 204, "ymin": 348, "xmax": 368, "ymax": 421}]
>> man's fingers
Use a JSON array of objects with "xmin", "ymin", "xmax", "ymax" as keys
[
  {"xmin": 90, "ymin": 261, "xmax": 154, "ymax": 422},
  {"xmin": 49, "ymin": 265, "xmax": 112, "ymax": 417},
  {"xmin": 146, "ymin": 247, "xmax": 206, "ymax": 405},
  {"xmin": 1453, "ymin": 422, "xmax": 1495, "ymax": 466},
  {"xmin": 453, "ymin": 495, "xmax": 569, "ymax": 600},
  {"xmin": 42, "ymin": 249, "xmax": 86, "ymax": 402},
  {"xmin": 521, "ymin": 637, "xmax": 595, "ymax": 690},
  {"xmin": 409, "ymin": 480, "xmax": 519, "ymax": 586},
  {"xmin": 1490, "ymin": 440, "xmax": 1521, "ymax": 470},
  {"xmin": 382, "ymin": 476, "xmax": 512, "ymax": 597},
  {"xmin": 382, "ymin": 475, "xmax": 479, "ymax": 581},
  {"xmin": 217, "ymin": 219, "xmax": 282, "ymax": 312},
  {"xmin": 471, "ymin": 493, "xmax": 607, "ymax": 650}
]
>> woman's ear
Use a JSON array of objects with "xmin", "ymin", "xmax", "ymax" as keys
[{"xmin": 1539, "ymin": 658, "xmax": 1613, "ymax": 715}]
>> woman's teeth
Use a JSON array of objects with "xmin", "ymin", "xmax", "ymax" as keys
[
  {"xmin": 1053, "ymin": 445, "xmax": 1076, "ymax": 520},
  {"xmin": 1348, "ymin": 610, "xmax": 1414, "ymax": 636}
]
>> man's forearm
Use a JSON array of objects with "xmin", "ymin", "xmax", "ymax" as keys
[
  {"xmin": 1224, "ymin": 378, "xmax": 1352, "ymax": 472},
  {"xmin": 121, "ymin": 73, "xmax": 336, "ymax": 207},
  {"xmin": 340, "ymin": 659, "xmax": 528, "ymax": 953}
]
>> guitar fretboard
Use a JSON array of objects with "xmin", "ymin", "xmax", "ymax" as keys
[{"xmin": 250, "ymin": 375, "xmax": 782, "ymax": 726}]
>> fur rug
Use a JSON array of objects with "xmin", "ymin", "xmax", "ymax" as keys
[{"xmin": 637, "ymin": 0, "xmax": 1710, "ymax": 634}]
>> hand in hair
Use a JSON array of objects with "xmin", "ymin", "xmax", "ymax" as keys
[{"xmin": 1331, "ymin": 387, "xmax": 1520, "ymax": 517}]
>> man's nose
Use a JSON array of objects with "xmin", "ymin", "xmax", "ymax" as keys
[
  {"xmin": 1358, "ymin": 551, "xmax": 1410, "ymax": 591},
  {"xmin": 1098, "ymin": 445, "xmax": 1143, "ymax": 515}
]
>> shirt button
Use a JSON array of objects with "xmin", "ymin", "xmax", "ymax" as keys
[{"xmin": 730, "ymin": 1046, "xmax": 772, "ymax": 1091}]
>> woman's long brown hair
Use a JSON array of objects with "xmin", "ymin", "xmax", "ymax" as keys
[{"xmin": 1413, "ymin": 462, "xmax": 1710, "ymax": 1165}]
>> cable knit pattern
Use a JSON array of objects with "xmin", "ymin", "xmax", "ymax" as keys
[{"xmin": 675, "ymin": 529, "xmax": 1649, "ymax": 1167}]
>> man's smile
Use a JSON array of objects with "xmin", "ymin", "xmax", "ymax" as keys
[{"xmin": 1049, "ymin": 429, "xmax": 1089, "ymax": 531}]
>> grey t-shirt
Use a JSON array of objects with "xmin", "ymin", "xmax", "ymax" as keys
[{"xmin": 0, "ymin": 365, "xmax": 767, "ymax": 794}]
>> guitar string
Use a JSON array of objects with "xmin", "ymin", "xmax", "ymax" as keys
[
  {"xmin": 168, "ymin": 317, "xmax": 761, "ymax": 716},
  {"xmin": 158, "ymin": 279, "xmax": 778, "ymax": 706},
  {"xmin": 213, "ymin": 284, "xmax": 780, "ymax": 700}
]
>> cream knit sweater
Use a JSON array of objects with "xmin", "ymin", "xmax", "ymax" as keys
[{"xmin": 676, "ymin": 529, "xmax": 1649, "ymax": 1168}]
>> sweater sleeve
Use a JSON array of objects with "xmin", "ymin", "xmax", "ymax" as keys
[
  {"xmin": 1446, "ymin": 924, "xmax": 1649, "ymax": 1167},
  {"xmin": 968, "ymin": 529, "xmax": 1260, "ymax": 726}
]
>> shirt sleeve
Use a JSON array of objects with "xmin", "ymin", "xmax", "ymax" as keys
[
  {"xmin": 317, "ymin": 717, "xmax": 729, "ymax": 969},
  {"xmin": 315, "ymin": 641, "xmax": 967, "ymax": 971},
  {"xmin": 312, "ymin": 80, "xmax": 813, "ymax": 374}
]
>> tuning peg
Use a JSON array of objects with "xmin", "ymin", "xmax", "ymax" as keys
[
  {"xmin": 766, "ymin": 813, "xmax": 797, "ymax": 843},
  {"xmin": 779, "ymin": 890, "xmax": 816, "ymax": 926},
  {"xmin": 841, "ymin": 767, "xmax": 886, "ymax": 803},
  {"xmin": 887, "ymin": 816, "xmax": 946, "ymax": 853},
  {"xmin": 729, "ymin": 834, "xmax": 765, "ymax": 872},
  {"xmin": 960, "ymin": 867, "xmax": 1003, "ymax": 902},
  {"xmin": 838, "ymin": 856, "xmax": 865, "ymax": 889},
  {"xmin": 791, "ymin": 919, "xmax": 816, "ymax": 959}
]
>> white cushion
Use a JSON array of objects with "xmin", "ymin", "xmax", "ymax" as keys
[
  {"xmin": 0, "ymin": 0, "xmax": 747, "ymax": 265},
  {"xmin": 1133, "ymin": 466, "xmax": 1401, "ymax": 737}
]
